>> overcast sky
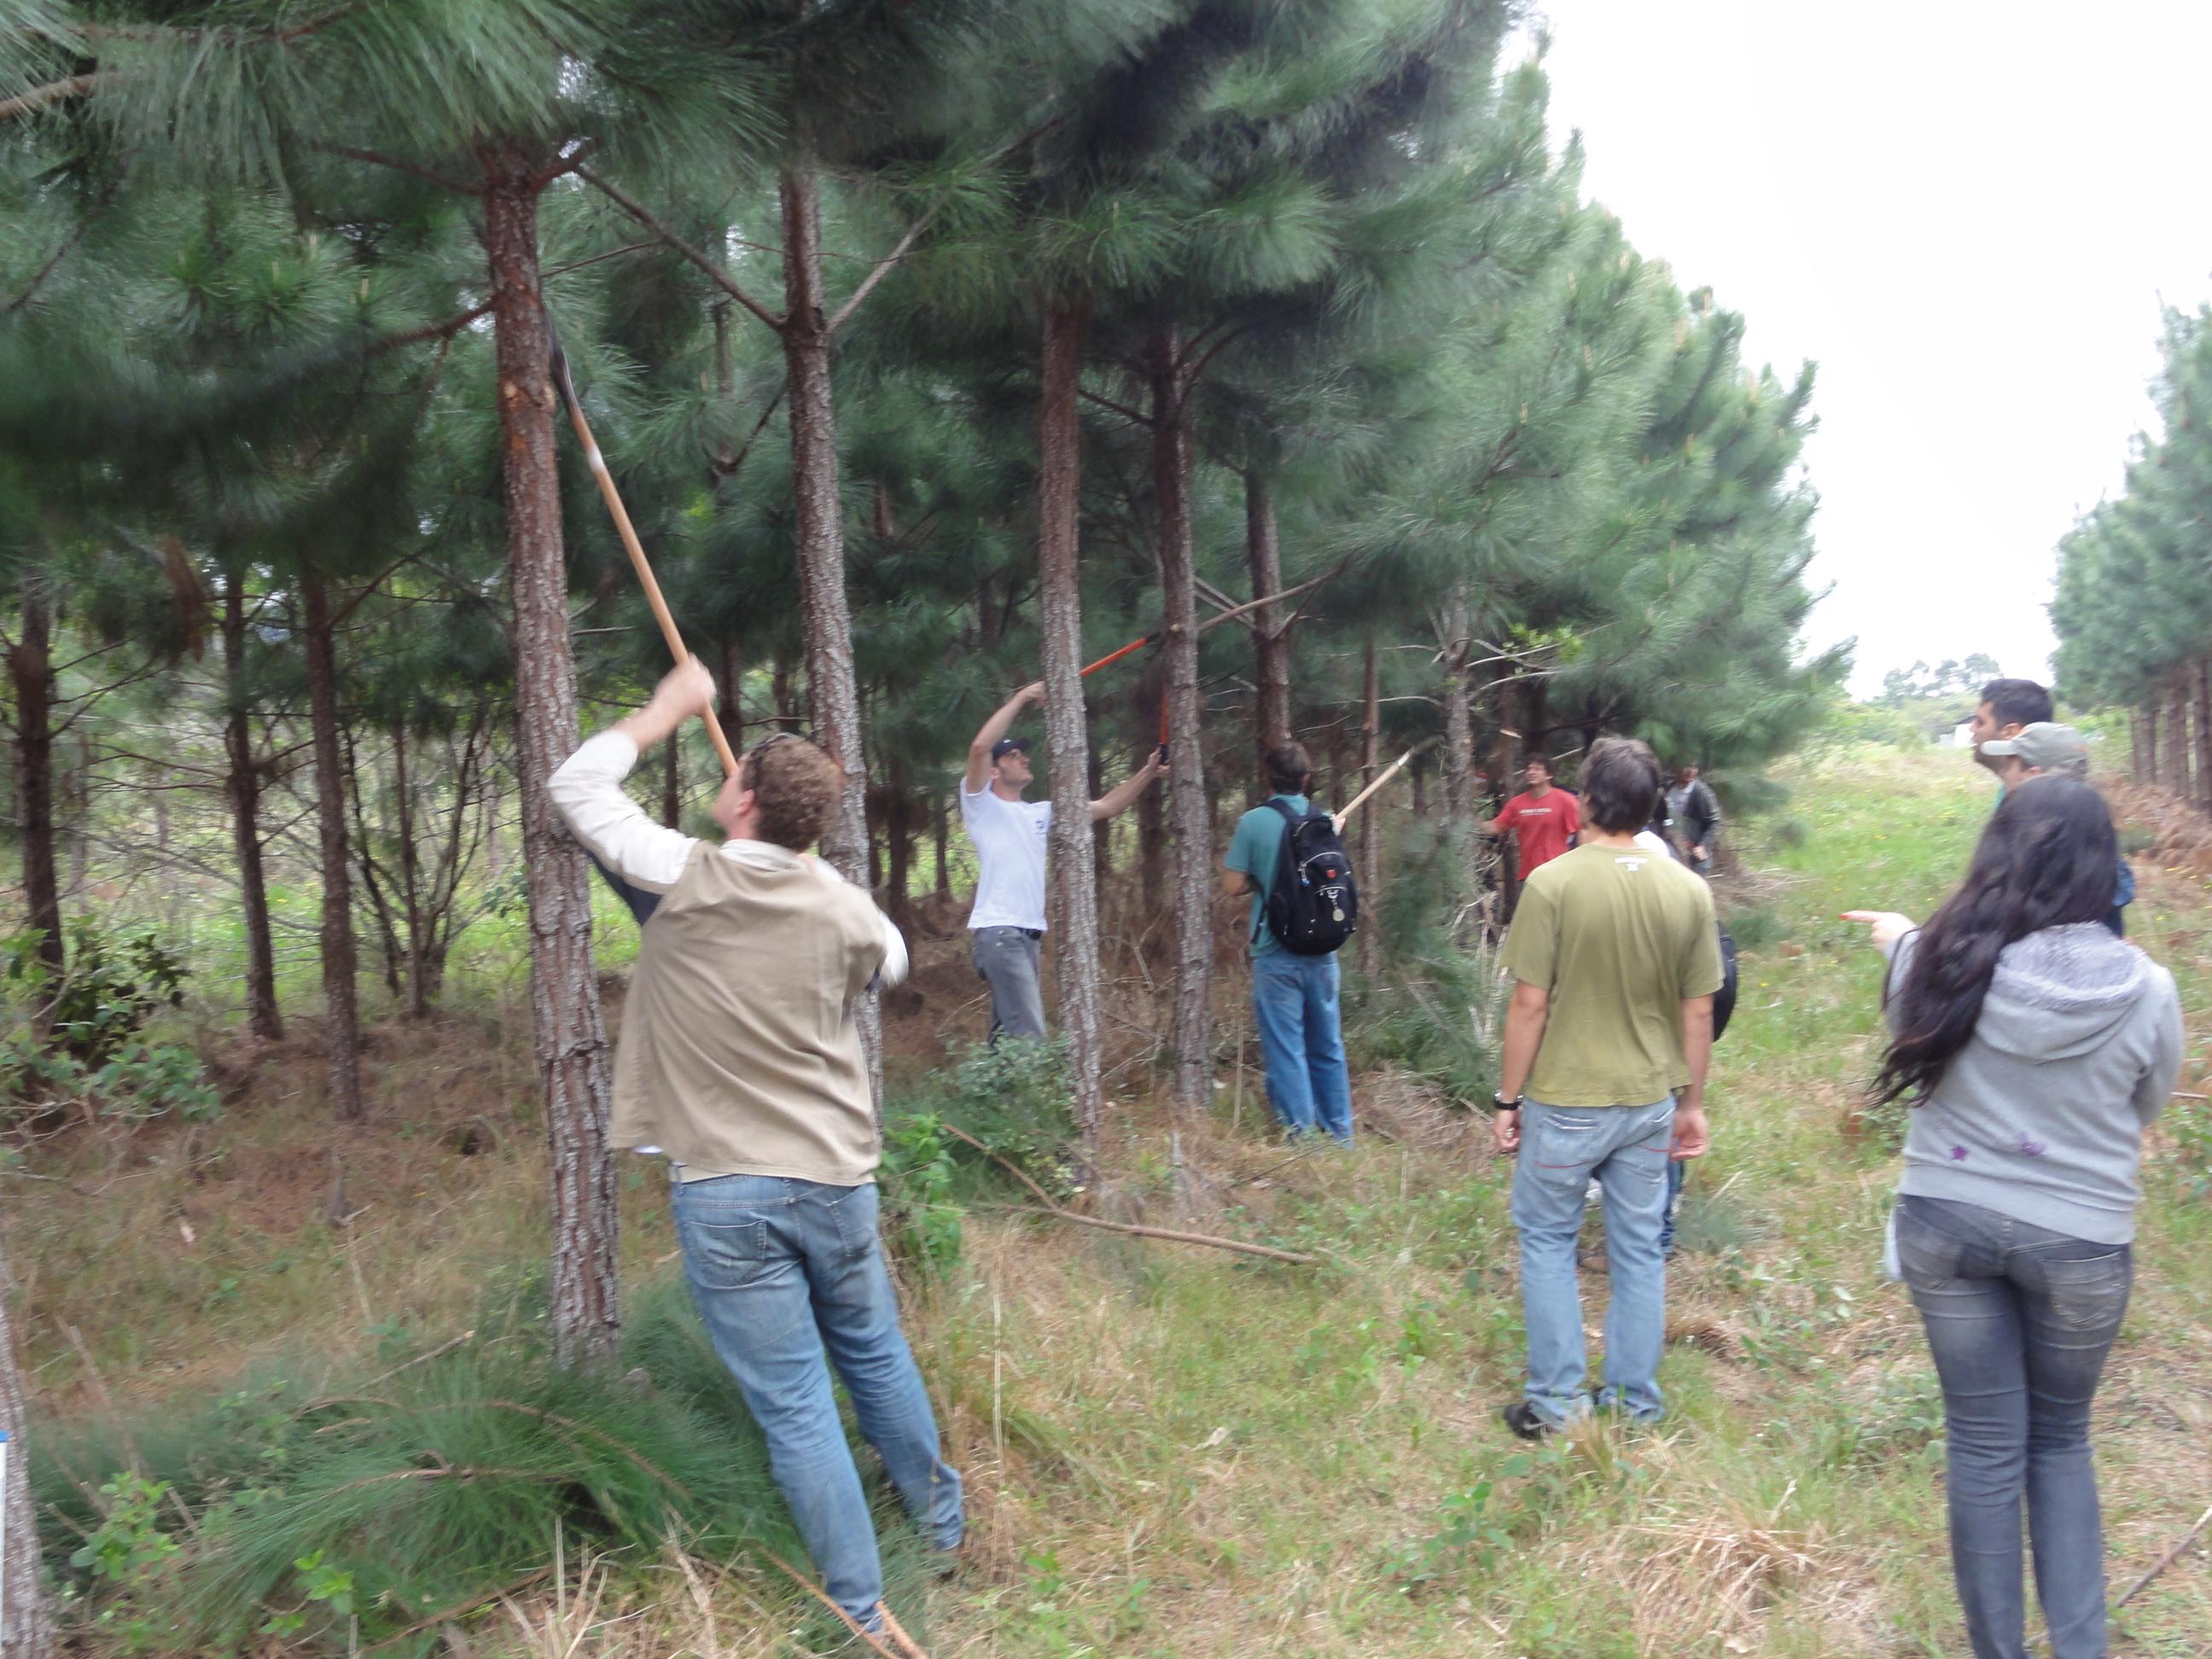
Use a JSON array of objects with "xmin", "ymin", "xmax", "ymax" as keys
[{"xmin": 1530, "ymin": 2, "xmax": 2212, "ymax": 696}]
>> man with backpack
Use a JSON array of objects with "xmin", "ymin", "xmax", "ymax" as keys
[{"xmin": 1221, "ymin": 743, "xmax": 1358, "ymax": 1144}]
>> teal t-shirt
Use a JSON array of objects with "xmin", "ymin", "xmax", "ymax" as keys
[{"xmin": 1225, "ymin": 795, "xmax": 1312, "ymax": 957}]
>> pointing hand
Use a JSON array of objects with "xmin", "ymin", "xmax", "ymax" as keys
[{"xmin": 1841, "ymin": 910, "xmax": 1914, "ymax": 950}]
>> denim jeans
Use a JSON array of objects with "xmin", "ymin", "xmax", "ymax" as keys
[
  {"xmin": 672, "ymin": 1174, "xmax": 963, "ymax": 1626},
  {"xmin": 1250, "ymin": 950, "xmax": 1353, "ymax": 1143},
  {"xmin": 1658, "ymin": 1156, "xmax": 1687, "ymax": 1255},
  {"xmin": 1511, "ymin": 1097, "xmax": 1674, "ymax": 1424},
  {"xmin": 1895, "ymin": 1195, "xmax": 2131, "ymax": 1659},
  {"xmin": 971, "ymin": 926, "xmax": 1047, "ymax": 1043}
]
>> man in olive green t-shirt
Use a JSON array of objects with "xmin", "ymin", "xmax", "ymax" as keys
[{"xmin": 1492, "ymin": 736, "xmax": 1722, "ymax": 1437}]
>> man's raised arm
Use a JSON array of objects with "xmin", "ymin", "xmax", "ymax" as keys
[
  {"xmin": 550, "ymin": 658, "xmax": 714, "ymax": 895},
  {"xmin": 1089, "ymin": 747, "xmax": 1165, "ymax": 823},
  {"xmin": 965, "ymin": 681, "xmax": 1042, "ymax": 794}
]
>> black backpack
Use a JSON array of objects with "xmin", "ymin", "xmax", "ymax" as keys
[{"xmin": 1259, "ymin": 799, "xmax": 1359, "ymax": 955}]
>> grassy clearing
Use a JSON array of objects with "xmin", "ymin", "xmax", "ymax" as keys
[{"xmin": 14, "ymin": 743, "xmax": 2212, "ymax": 1655}]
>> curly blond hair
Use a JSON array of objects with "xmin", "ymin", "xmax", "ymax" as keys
[{"xmin": 744, "ymin": 734, "xmax": 844, "ymax": 851}]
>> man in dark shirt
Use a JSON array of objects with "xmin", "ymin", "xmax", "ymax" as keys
[{"xmin": 1665, "ymin": 764, "xmax": 1721, "ymax": 876}]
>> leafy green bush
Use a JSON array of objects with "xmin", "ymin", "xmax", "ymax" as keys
[
  {"xmin": 0, "ymin": 923, "xmax": 216, "ymax": 1124},
  {"xmin": 879, "ymin": 1110, "xmax": 966, "ymax": 1272},
  {"xmin": 3, "ymin": 921, "xmax": 189, "ymax": 1068},
  {"xmin": 903, "ymin": 1039, "xmax": 1082, "ymax": 1198}
]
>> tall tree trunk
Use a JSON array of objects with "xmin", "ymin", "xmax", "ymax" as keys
[
  {"xmin": 1440, "ymin": 587, "xmax": 1477, "ymax": 888},
  {"xmin": 483, "ymin": 148, "xmax": 620, "ymax": 1368},
  {"xmin": 778, "ymin": 150, "xmax": 881, "ymax": 1104},
  {"xmin": 0, "ymin": 1241, "xmax": 55, "ymax": 1659},
  {"xmin": 1038, "ymin": 303, "xmax": 1105, "ymax": 1146},
  {"xmin": 2196, "ymin": 659, "xmax": 2212, "ymax": 813},
  {"xmin": 393, "ymin": 723, "xmax": 432, "ymax": 1020},
  {"xmin": 661, "ymin": 730, "xmax": 682, "ymax": 829},
  {"xmin": 2163, "ymin": 674, "xmax": 2189, "ymax": 796},
  {"xmin": 1357, "ymin": 626, "xmax": 1380, "ymax": 979},
  {"xmin": 300, "ymin": 569, "xmax": 364, "ymax": 1121},
  {"xmin": 1244, "ymin": 471, "xmax": 1291, "ymax": 765},
  {"xmin": 9, "ymin": 570, "xmax": 61, "ymax": 974},
  {"xmin": 719, "ymin": 637, "xmax": 745, "ymax": 757},
  {"xmin": 2141, "ymin": 702, "xmax": 2160, "ymax": 786},
  {"xmin": 1089, "ymin": 742, "xmax": 1111, "ymax": 905},
  {"xmin": 1137, "ymin": 774, "xmax": 1164, "ymax": 913},
  {"xmin": 1149, "ymin": 323, "xmax": 1212, "ymax": 1115},
  {"xmin": 771, "ymin": 645, "xmax": 797, "ymax": 729},
  {"xmin": 932, "ymin": 790, "xmax": 950, "ymax": 897},
  {"xmin": 220, "ymin": 577, "xmax": 282, "ymax": 1039}
]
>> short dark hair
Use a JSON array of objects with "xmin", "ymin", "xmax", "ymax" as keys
[
  {"xmin": 1581, "ymin": 736, "xmax": 1662, "ymax": 834},
  {"xmin": 1979, "ymin": 678, "xmax": 2052, "ymax": 729},
  {"xmin": 1523, "ymin": 754, "xmax": 1552, "ymax": 776},
  {"xmin": 742, "ymin": 733, "xmax": 845, "ymax": 851},
  {"xmin": 1264, "ymin": 742, "xmax": 1313, "ymax": 795}
]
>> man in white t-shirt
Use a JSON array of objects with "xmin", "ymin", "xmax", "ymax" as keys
[{"xmin": 962, "ymin": 681, "xmax": 1162, "ymax": 1043}]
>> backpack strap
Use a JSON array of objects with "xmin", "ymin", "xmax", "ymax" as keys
[{"xmin": 1254, "ymin": 798, "xmax": 1301, "ymax": 943}]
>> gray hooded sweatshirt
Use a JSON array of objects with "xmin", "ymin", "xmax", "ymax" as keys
[{"xmin": 1884, "ymin": 923, "xmax": 2182, "ymax": 1244}]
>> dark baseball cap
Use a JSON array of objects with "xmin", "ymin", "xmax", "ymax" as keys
[{"xmin": 991, "ymin": 736, "xmax": 1033, "ymax": 761}]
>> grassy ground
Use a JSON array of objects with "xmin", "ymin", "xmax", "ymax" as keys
[{"xmin": 14, "ymin": 742, "xmax": 2212, "ymax": 1656}]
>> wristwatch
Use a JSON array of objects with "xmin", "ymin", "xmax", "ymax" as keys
[{"xmin": 1491, "ymin": 1092, "xmax": 1522, "ymax": 1114}]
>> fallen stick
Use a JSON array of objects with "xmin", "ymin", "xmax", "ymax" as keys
[
  {"xmin": 2114, "ymin": 1499, "xmax": 2212, "ymax": 1610},
  {"xmin": 940, "ymin": 1122, "xmax": 1316, "ymax": 1266},
  {"xmin": 979, "ymin": 1204, "xmax": 1318, "ymax": 1266}
]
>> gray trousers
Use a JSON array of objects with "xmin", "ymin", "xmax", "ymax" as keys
[{"xmin": 970, "ymin": 926, "xmax": 1047, "ymax": 1043}]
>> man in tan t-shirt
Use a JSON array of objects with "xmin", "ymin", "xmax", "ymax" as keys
[
  {"xmin": 1491, "ymin": 736, "xmax": 1722, "ymax": 1438},
  {"xmin": 550, "ymin": 660, "xmax": 951, "ymax": 1659}
]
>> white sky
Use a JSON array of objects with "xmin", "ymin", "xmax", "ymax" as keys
[{"xmin": 1531, "ymin": 1, "xmax": 2212, "ymax": 696}]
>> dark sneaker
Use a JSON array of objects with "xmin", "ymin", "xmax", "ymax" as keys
[{"xmin": 1500, "ymin": 1401, "xmax": 1557, "ymax": 1441}]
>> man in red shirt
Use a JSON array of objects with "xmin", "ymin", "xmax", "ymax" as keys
[{"xmin": 1490, "ymin": 756, "xmax": 1580, "ymax": 876}]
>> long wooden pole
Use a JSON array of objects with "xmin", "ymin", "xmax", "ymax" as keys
[
  {"xmin": 1332, "ymin": 742, "xmax": 1427, "ymax": 833},
  {"xmin": 545, "ymin": 313, "xmax": 742, "ymax": 779}
]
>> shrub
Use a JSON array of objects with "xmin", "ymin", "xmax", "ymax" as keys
[
  {"xmin": 0, "ymin": 923, "xmax": 216, "ymax": 1125},
  {"xmin": 1721, "ymin": 905, "xmax": 1784, "ymax": 953},
  {"xmin": 32, "ymin": 1278, "xmax": 912, "ymax": 1656}
]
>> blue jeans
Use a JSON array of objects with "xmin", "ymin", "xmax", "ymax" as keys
[
  {"xmin": 1896, "ymin": 1195, "xmax": 2131, "ymax": 1659},
  {"xmin": 672, "ymin": 1175, "xmax": 963, "ymax": 1626},
  {"xmin": 1659, "ymin": 1156, "xmax": 1687, "ymax": 1255},
  {"xmin": 1511, "ymin": 1097, "xmax": 1674, "ymax": 1424},
  {"xmin": 971, "ymin": 926, "xmax": 1047, "ymax": 1043},
  {"xmin": 1250, "ymin": 950, "xmax": 1353, "ymax": 1143}
]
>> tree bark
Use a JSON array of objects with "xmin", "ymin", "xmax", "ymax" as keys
[
  {"xmin": 1149, "ymin": 323, "xmax": 1213, "ymax": 1115},
  {"xmin": 0, "ymin": 1241, "xmax": 55, "ymax": 1659},
  {"xmin": 661, "ymin": 728, "xmax": 682, "ymax": 828},
  {"xmin": 778, "ymin": 151, "xmax": 882, "ymax": 1105},
  {"xmin": 393, "ymin": 723, "xmax": 434, "ymax": 1020},
  {"xmin": 9, "ymin": 570, "xmax": 61, "ymax": 974},
  {"xmin": 220, "ymin": 576, "xmax": 282, "ymax": 1039},
  {"xmin": 1137, "ymin": 783, "xmax": 1164, "ymax": 915},
  {"xmin": 1440, "ymin": 587, "xmax": 1478, "ymax": 889},
  {"xmin": 2163, "ymin": 674, "xmax": 2190, "ymax": 797},
  {"xmin": 2196, "ymin": 659, "xmax": 2212, "ymax": 813},
  {"xmin": 1038, "ymin": 304, "xmax": 1105, "ymax": 1146},
  {"xmin": 1357, "ymin": 626, "xmax": 1381, "ymax": 979},
  {"xmin": 1244, "ymin": 471, "xmax": 1291, "ymax": 765},
  {"xmin": 2142, "ymin": 702, "xmax": 2160, "ymax": 787},
  {"xmin": 932, "ymin": 789, "xmax": 950, "ymax": 897},
  {"xmin": 483, "ymin": 148, "xmax": 620, "ymax": 1368},
  {"xmin": 300, "ymin": 568, "xmax": 364, "ymax": 1122}
]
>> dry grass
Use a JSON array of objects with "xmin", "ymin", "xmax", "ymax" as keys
[{"xmin": 18, "ymin": 743, "xmax": 2212, "ymax": 1656}]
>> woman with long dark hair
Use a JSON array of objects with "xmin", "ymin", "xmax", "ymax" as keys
[{"xmin": 1847, "ymin": 777, "xmax": 2181, "ymax": 1659}]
